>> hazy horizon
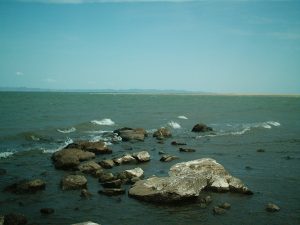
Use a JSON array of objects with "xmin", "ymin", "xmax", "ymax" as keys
[{"xmin": 1, "ymin": 0, "xmax": 300, "ymax": 94}]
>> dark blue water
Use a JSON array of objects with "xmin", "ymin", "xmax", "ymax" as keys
[{"xmin": 0, "ymin": 92, "xmax": 299, "ymax": 225}]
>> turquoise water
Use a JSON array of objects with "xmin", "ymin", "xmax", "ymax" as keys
[{"xmin": 0, "ymin": 92, "xmax": 300, "ymax": 224}]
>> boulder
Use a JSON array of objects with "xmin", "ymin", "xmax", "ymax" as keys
[
  {"xmin": 52, "ymin": 148, "xmax": 95, "ymax": 170},
  {"xmin": 125, "ymin": 168, "xmax": 144, "ymax": 179},
  {"xmin": 65, "ymin": 141, "xmax": 112, "ymax": 154},
  {"xmin": 132, "ymin": 151, "xmax": 151, "ymax": 162},
  {"xmin": 5, "ymin": 179, "xmax": 46, "ymax": 194},
  {"xmin": 191, "ymin": 123, "xmax": 213, "ymax": 132},
  {"xmin": 129, "ymin": 158, "xmax": 252, "ymax": 203},
  {"xmin": 98, "ymin": 172, "xmax": 115, "ymax": 183},
  {"xmin": 160, "ymin": 154, "xmax": 179, "ymax": 162},
  {"xmin": 114, "ymin": 127, "xmax": 147, "ymax": 142},
  {"xmin": 4, "ymin": 213, "xmax": 27, "ymax": 225},
  {"xmin": 113, "ymin": 154, "xmax": 136, "ymax": 165},
  {"xmin": 266, "ymin": 203, "xmax": 280, "ymax": 212},
  {"xmin": 78, "ymin": 161, "xmax": 102, "ymax": 176},
  {"xmin": 98, "ymin": 159, "xmax": 115, "ymax": 169},
  {"xmin": 61, "ymin": 175, "xmax": 87, "ymax": 190},
  {"xmin": 153, "ymin": 128, "xmax": 172, "ymax": 139}
]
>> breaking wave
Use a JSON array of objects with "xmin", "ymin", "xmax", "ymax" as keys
[
  {"xmin": 0, "ymin": 151, "xmax": 14, "ymax": 159},
  {"xmin": 91, "ymin": 118, "xmax": 115, "ymax": 126},
  {"xmin": 178, "ymin": 115, "xmax": 188, "ymax": 120},
  {"xmin": 42, "ymin": 138, "xmax": 73, "ymax": 154},
  {"xmin": 57, "ymin": 127, "xmax": 76, "ymax": 134},
  {"xmin": 168, "ymin": 121, "xmax": 181, "ymax": 129}
]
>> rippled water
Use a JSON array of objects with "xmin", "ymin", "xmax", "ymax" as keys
[{"xmin": 0, "ymin": 92, "xmax": 299, "ymax": 225}]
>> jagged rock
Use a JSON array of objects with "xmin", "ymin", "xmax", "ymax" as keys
[
  {"xmin": 98, "ymin": 159, "xmax": 115, "ymax": 169},
  {"xmin": 61, "ymin": 175, "xmax": 87, "ymax": 190},
  {"xmin": 80, "ymin": 189, "xmax": 92, "ymax": 198},
  {"xmin": 98, "ymin": 172, "xmax": 115, "ymax": 183},
  {"xmin": 52, "ymin": 148, "xmax": 95, "ymax": 170},
  {"xmin": 191, "ymin": 123, "xmax": 213, "ymax": 132},
  {"xmin": 113, "ymin": 154, "xmax": 136, "ymax": 165},
  {"xmin": 78, "ymin": 161, "xmax": 102, "ymax": 176},
  {"xmin": 153, "ymin": 128, "xmax": 172, "ymax": 139},
  {"xmin": 40, "ymin": 208, "xmax": 55, "ymax": 215},
  {"xmin": 132, "ymin": 151, "xmax": 151, "ymax": 162},
  {"xmin": 160, "ymin": 154, "xmax": 179, "ymax": 162},
  {"xmin": 125, "ymin": 168, "xmax": 144, "ymax": 179},
  {"xmin": 98, "ymin": 188, "xmax": 125, "ymax": 196},
  {"xmin": 4, "ymin": 213, "xmax": 27, "ymax": 225},
  {"xmin": 218, "ymin": 202, "xmax": 231, "ymax": 209},
  {"xmin": 114, "ymin": 127, "xmax": 147, "ymax": 142},
  {"xmin": 213, "ymin": 206, "xmax": 226, "ymax": 215},
  {"xmin": 101, "ymin": 179, "xmax": 122, "ymax": 188},
  {"xmin": 129, "ymin": 158, "xmax": 252, "ymax": 203},
  {"xmin": 5, "ymin": 179, "xmax": 46, "ymax": 194},
  {"xmin": 179, "ymin": 147, "xmax": 196, "ymax": 152},
  {"xmin": 72, "ymin": 222, "xmax": 100, "ymax": 225},
  {"xmin": 171, "ymin": 141, "xmax": 186, "ymax": 146},
  {"xmin": 266, "ymin": 203, "xmax": 280, "ymax": 212},
  {"xmin": 65, "ymin": 141, "xmax": 112, "ymax": 154}
]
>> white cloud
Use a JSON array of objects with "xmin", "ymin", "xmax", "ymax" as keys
[{"xmin": 16, "ymin": 71, "xmax": 24, "ymax": 76}]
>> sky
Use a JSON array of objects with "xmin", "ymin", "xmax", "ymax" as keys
[{"xmin": 0, "ymin": 0, "xmax": 300, "ymax": 93}]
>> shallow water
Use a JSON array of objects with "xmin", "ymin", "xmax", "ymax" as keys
[{"xmin": 0, "ymin": 92, "xmax": 300, "ymax": 225}]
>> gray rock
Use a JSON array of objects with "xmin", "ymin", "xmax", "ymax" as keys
[
  {"xmin": 266, "ymin": 203, "xmax": 280, "ymax": 212},
  {"xmin": 61, "ymin": 175, "xmax": 87, "ymax": 190},
  {"xmin": 98, "ymin": 159, "xmax": 115, "ymax": 169},
  {"xmin": 132, "ymin": 151, "xmax": 151, "ymax": 162},
  {"xmin": 5, "ymin": 179, "xmax": 46, "ymax": 194},
  {"xmin": 191, "ymin": 123, "xmax": 213, "ymax": 132},
  {"xmin": 153, "ymin": 128, "xmax": 172, "ymax": 139},
  {"xmin": 129, "ymin": 158, "xmax": 252, "ymax": 203}
]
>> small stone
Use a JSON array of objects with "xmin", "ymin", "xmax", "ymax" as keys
[
  {"xmin": 157, "ymin": 140, "xmax": 164, "ymax": 144},
  {"xmin": 98, "ymin": 188, "xmax": 125, "ymax": 196},
  {"xmin": 213, "ymin": 206, "xmax": 226, "ymax": 215},
  {"xmin": 40, "ymin": 208, "xmax": 55, "ymax": 215},
  {"xmin": 80, "ymin": 189, "xmax": 92, "ymax": 198},
  {"xmin": 171, "ymin": 141, "xmax": 186, "ymax": 146},
  {"xmin": 78, "ymin": 161, "xmax": 102, "ymax": 175},
  {"xmin": 153, "ymin": 128, "xmax": 172, "ymax": 139},
  {"xmin": 101, "ymin": 179, "xmax": 122, "ymax": 188},
  {"xmin": 218, "ymin": 202, "xmax": 231, "ymax": 209},
  {"xmin": 266, "ymin": 203, "xmax": 280, "ymax": 212},
  {"xmin": 4, "ymin": 213, "xmax": 28, "ymax": 225},
  {"xmin": 192, "ymin": 123, "xmax": 213, "ymax": 132}
]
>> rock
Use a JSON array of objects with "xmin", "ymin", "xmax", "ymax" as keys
[
  {"xmin": 129, "ymin": 158, "xmax": 252, "ymax": 203},
  {"xmin": 132, "ymin": 151, "xmax": 151, "ymax": 162},
  {"xmin": 5, "ymin": 179, "xmax": 46, "ymax": 194},
  {"xmin": 0, "ymin": 215, "xmax": 4, "ymax": 225},
  {"xmin": 213, "ymin": 206, "xmax": 226, "ymax": 215},
  {"xmin": 158, "ymin": 151, "xmax": 166, "ymax": 155},
  {"xmin": 266, "ymin": 203, "xmax": 280, "ymax": 212},
  {"xmin": 98, "ymin": 188, "xmax": 125, "ymax": 196},
  {"xmin": 61, "ymin": 175, "xmax": 87, "ymax": 190},
  {"xmin": 72, "ymin": 222, "xmax": 100, "ymax": 225},
  {"xmin": 113, "ymin": 154, "xmax": 136, "ymax": 165},
  {"xmin": 80, "ymin": 189, "xmax": 92, "ymax": 198},
  {"xmin": 153, "ymin": 128, "xmax": 172, "ymax": 139},
  {"xmin": 171, "ymin": 141, "xmax": 186, "ymax": 146},
  {"xmin": 65, "ymin": 141, "xmax": 112, "ymax": 154},
  {"xmin": 179, "ymin": 147, "xmax": 196, "ymax": 152},
  {"xmin": 191, "ymin": 123, "xmax": 213, "ymax": 132},
  {"xmin": 125, "ymin": 168, "xmax": 144, "ymax": 179},
  {"xmin": 101, "ymin": 179, "xmax": 122, "ymax": 188},
  {"xmin": 40, "ymin": 208, "xmax": 55, "ymax": 215},
  {"xmin": 160, "ymin": 154, "xmax": 179, "ymax": 162},
  {"xmin": 199, "ymin": 203, "xmax": 207, "ymax": 209},
  {"xmin": 52, "ymin": 148, "xmax": 95, "ymax": 170},
  {"xmin": 4, "ymin": 213, "xmax": 27, "ymax": 225},
  {"xmin": 98, "ymin": 159, "xmax": 115, "ymax": 169},
  {"xmin": 98, "ymin": 172, "xmax": 115, "ymax": 183},
  {"xmin": 0, "ymin": 168, "xmax": 6, "ymax": 176},
  {"xmin": 114, "ymin": 127, "xmax": 147, "ymax": 142},
  {"xmin": 218, "ymin": 202, "xmax": 231, "ymax": 209},
  {"xmin": 131, "ymin": 177, "xmax": 141, "ymax": 184},
  {"xmin": 257, "ymin": 149, "xmax": 265, "ymax": 153},
  {"xmin": 78, "ymin": 161, "xmax": 102, "ymax": 176}
]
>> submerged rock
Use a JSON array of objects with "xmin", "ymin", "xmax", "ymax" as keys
[
  {"xmin": 65, "ymin": 141, "xmax": 112, "ymax": 154},
  {"xmin": 218, "ymin": 202, "xmax": 231, "ymax": 209},
  {"xmin": 4, "ymin": 179, "xmax": 46, "ymax": 194},
  {"xmin": 179, "ymin": 147, "xmax": 196, "ymax": 153},
  {"xmin": 4, "ymin": 213, "xmax": 28, "ymax": 225},
  {"xmin": 213, "ymin": 206, "xmax": 226, "ymax": 215},
  {"xmin": 114, "ymin": 127, "xmax": 147, "ymax": 142},
  {"xmin": 153, "ymin": 128, "xmax": 172, "ymax": 139},
  {"xmin": 160, "ymin": 154, "xmax": 179, "ymax": 162},
  {"xmin": 191, "ymin": 123, "xmax": 213, "ymax": 132},
  {"xmin": 171, "ymin": 141, "xmax": 187, "ymax": 146},
  {"xmin": 129, "ymin": 158, "xmax": 252, "ymax": 203},
  {"xmin": 0, "ymin": 168, "xmax": 6, "ymax": 176},
  {"xmin": 132, "ymin": 151, "xmax": 151, "ymax": 162},
  {"xmin": 266, "ymin": 203, "xmax": 280, "ymax": 212},
  {"xmin": 61, "ymin": 175, "xmax": 87, "ymax": 190}
]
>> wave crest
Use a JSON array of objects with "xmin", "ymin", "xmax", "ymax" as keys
[
  {"xmin": 91, "ymin": 118, "xmax": 115, "ymax": 126},
  {"xmin": 0, "ymin": 151, "xmax": 14, "ymax": 159},
  {"xmin": 57, "ymin": 127, "xmax": 76, "ymax": 134},
  {"xmin": 168, "ymin": 121, "xmax": 181, "ymax": 129},
  {"xmin": 42, "ymin": 138, "xmax": 73, "ymax": 154},
  {"xmin": 177, "ymin": 115, "xmax": 188, "ymax": 120}
]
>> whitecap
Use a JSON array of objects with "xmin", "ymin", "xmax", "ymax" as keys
[
  {"xmin": 91, "ymin": 118, "xmax": 115, "ymax": 126},
  {"xmin": 42, "ymin": 138, "xmax": 73, "ymax": 154},
  {"xmin": 0, "ymin": 151, "xmax": 14, "ymax": 159},
  {"xmin": 177, "ymin": 115, "xmax": 188, "ymax": 120},
  {"xmin": 57, "ymin": 127, "xmax": 76, "ymax": 134},
  {"xmin": 267, "ymin": 121, "xmax": 281, "ymax": 127},
  {"xmin": 168, "ymin": 121, "xmax": 181, "ymax": 129}
]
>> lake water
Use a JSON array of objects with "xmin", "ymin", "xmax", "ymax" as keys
[{"xmin": 0, "ymin": 92, "xmax": 299, "ymax": 225}]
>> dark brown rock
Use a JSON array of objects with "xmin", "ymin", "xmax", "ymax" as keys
[
  {"xmin": 191, "ymin": 123, "xmax": 213, "ymax": 132},
  {"xmin": 101, "ymin": 179, "xmax": 122, "ymax": 188},
  {"xmin": 171, "ymin": 141, "xmax": 187, "ymax": 146},
  {"xmin": 4, "ymin": 179, "xmax": 46, "ymax": 194}
]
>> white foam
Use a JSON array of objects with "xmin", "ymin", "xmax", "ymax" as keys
[
  {"xmin": 168, "ymin": 121, "xmax": 181, "ymax": 129},
  {"xmin": 267, "ymin": 121, "xmax": 281, "ymax": 127},
  {"xmin": 57, "ymin": 127, "xmax": 76, "ymax": 134},
  {"xmin": 0, "ymin": 151, "xmax": 14, "ymax": 159},
  {"xmin": 91, "ymin": 118, "xmax": 115, "ymax": 126},
  {"xmin": 177, "ymin": 115, "xmax": 188, "ymax": 120},
  {"xmin": 42, "ymin": 138, "xmax": 73, "ymax": 154}
]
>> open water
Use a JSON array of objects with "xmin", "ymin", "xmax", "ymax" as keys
[{"xmin": 0, "ymin": 92, "xmax": 299, "ymax": 225}]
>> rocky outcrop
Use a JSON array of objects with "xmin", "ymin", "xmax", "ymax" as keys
[
  {"xmin": 191, "ymin": 123, "xmax": 213, "ymax": 132},
  {"xmin": 65, "ymin": 141, "xmax": 112, "ymax": 154},
  {"xmin": 114, "ymin": 127, "xmax": 147, "ymax": 142},
  {"xmin": 132, "ymin": 151, "xmax": 151, "ymax": 162},
  {"xmin": 129, "ymin": 158, "xmax": 252, "ymax": 203},
  {"xmin": 78, "ymin": 161, "xmax": 102, "ymax": 176},
  {"xmin": 153, "ymin": 128, "xmax": 172, "ymax": 139},
  {"xmin": 61, "ymin": 175, "xmax": 87, "ymax": 190},
  {"xmin": 5, "ymin": 179, "xmax": 46, "ymax": 194},
  {"xmin": 52, "ymin": 148, "xmax": 95, "ymax": 170}
]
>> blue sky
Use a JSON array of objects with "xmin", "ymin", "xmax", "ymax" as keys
[{"xmin": 0, "ymin": 0, "xmax": 300, "ymax": 93}]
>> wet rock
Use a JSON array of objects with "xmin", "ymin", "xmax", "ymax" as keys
[
  {"xmin": 179, "ymin": 147, "xmax": 196, "ymax": 152},
  {"xmin": 0, "ymin": 169, "xmax": 6, "ymax": 176},
  {"xmin": 125, "ymin": 168, "xmax": 144, "ymax": 179},
  {"xmin": 256, "ymin": 149, "xmax": 265, "ymax": 153},
  {"xmin": 101, "ymin": 179, "xmax": 122, "ymax": 188},
  {"xmin": 160, "ymin": 154, "xmax": 179, "ymax": 162},
  {"xmin": 5, "ymin": 179, "xmax": 46, "ymax": 194},
  {"xmin": 131, "ymin": 177, "xmax": 141, "ymax": 184},
  {"xmin": 158, "ymin": 151, "xmax": 166, "ymax": 155},
  {"xmin": 171, "ymin": 141, "xmax": 186, "ymax": 146},
  {"xmin": 65, "ymin": 141, "xmax": 112, "ymax": 154},
  {"xmin": 40, "ymin": 208, "xmax": 55, "ymax": 215},
  {"xmin": 191, "ymin": 123, "xmax": 213, "ymax": 132},
  {"xmin": 113, "ymin": 154, "xmax": 136, "ymax": 165},
  {"xmin": 72, "ymin": 221, "xmax": 100, "ymax": 225},
  {"xmin": 218, "ymin": 202, "xmax": 231, "ymax": 209},
  {"xmin": 98, "ymin": 159, "xmax": 115, "ymax": 169},
  {"xmin": 114, "ymin": 127, "xmax": 147, "ymax": 142},
  {"xmin": 153, "ymin": 128, "xmax": 172, "ymax": 139},
  {"xmin": 78, "ymin": 161, "xmax": 102, "ymax": 176},
  {"xmin": 132, "ymin": 151, "xmax": 151, "ymax": 162},
  {"xmin": 61, "ymin": 175, "xmax": 87, "ymax": 190},
  {"xmin": 129, "ymin": 158, "xmax": 252, "ymax": 203},
  {"xmin": 4, "ymin": 213, "xmax": 27, "ymax": 225},
  {"xmin": 266, "ymin": 203, "xmax": 280, "ymax": 212},
  {"xmin": 98, "ymin": 172, "xmax": 115, "ymax": 183},
  {"xmin": 52, "ymin": 148, "xmax": 95, "ymax": 170},
  {"xmin": 213, "ymin": 206, "xmax": 226, "ymax": 215},
  {"xmin": 98, "ymin": 188, "xmax": 126, "ymax": 196},
  {"xmin": 80, "ymin": 189, "xmax": 92, "ymax": 198}
]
